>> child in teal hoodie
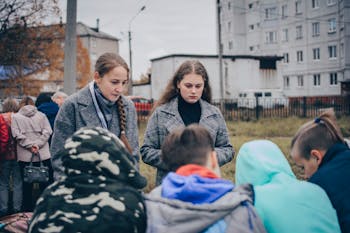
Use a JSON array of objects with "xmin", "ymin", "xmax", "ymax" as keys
[{"xmin": 236, "ymin": 140, "xmax": 340, "ymax": 233}]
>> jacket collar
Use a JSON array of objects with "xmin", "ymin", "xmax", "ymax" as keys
[
  {"xmin": 75, "ymin": 85, "xmax": 129, "ymax": 128},
  {"xmin": 320, "ymin": 142, "xmax": 349, "ymax": 167}
]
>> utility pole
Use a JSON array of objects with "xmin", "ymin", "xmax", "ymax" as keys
[
  {"xmin": 216, "ymin": 0, "xmax": 224, "ymax": 108},
  {"xmin": 128, "ymin": 30, "xmax": 133, "ymax": 95},
  {"xmin": 63, "ymin": 0, "xmax": 77, "ymax": 95},
  {"xmin": 128, "ymin": 5, "xmax": 146, "ymax": 95}
]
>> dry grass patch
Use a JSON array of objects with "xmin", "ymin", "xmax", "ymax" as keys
[{"xmin": 139, "ymin": 115, "xmax": 350, "ymax": 192}]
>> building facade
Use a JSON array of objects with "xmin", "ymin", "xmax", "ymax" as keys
[
  {"xmin": 77, "ymin": 21, "xmax": 119, "ymax": 71},
  {"xmin": 220, "ymin": 0, "xmax": 350, "ymax": 97},
  {"xmin": 150, "ymin": 54, "xmax": 283, "ymax": 100}
]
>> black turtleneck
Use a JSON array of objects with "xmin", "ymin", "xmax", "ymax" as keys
[{"xmin": 178, "ymin": 95, "xmax": 201, "ymax": 126}]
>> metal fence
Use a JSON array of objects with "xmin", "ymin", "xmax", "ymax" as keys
[
  {"xmin": 135, "ymin": 96, "xmax": 350, "ymax": 122},
  {"xmin": 214, "ymin": 96, "xmax": 350, "ymax": 121}
]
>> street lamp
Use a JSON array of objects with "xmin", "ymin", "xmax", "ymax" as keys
[{"xmin": 128, "ymin": 5, "xmax": 146, "ymax": 95}]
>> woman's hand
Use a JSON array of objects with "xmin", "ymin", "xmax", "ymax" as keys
[{"xmin": 31, "ymin": 145, "xmax": 39, "ymax": 154}]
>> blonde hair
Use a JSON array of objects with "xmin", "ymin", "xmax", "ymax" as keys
[{"xmin": 2, "ymin": 98, "xmax": 19, "ymax": 113}]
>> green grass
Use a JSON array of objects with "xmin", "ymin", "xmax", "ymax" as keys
[{"xmin": 139, "ymin": 116, "xmax": 350, "ymax": 193}]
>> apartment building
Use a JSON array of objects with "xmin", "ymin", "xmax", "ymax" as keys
[{"xmin": 220, "ymin": 0, "xmax": 350, "ymax": 97}]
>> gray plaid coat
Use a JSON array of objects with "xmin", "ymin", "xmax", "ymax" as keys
[
  {"xmin": 50, "ymin": 85, "xmax": 139, "ymax": 180},
  {"xmin": 140, "ymin": 97, "xmax": 234, "ymax": 185}
]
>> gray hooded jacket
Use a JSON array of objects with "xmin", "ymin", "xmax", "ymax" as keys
[{"xmin": 144, "ymin": 184, "xmax": 267, "ymax": 233}]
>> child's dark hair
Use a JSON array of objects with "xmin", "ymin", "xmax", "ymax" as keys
[
  {"xmin": 161, "ymin": 124, "xmax": 214, "ymax": 171},
  {"xmin": 291, "ymin": 109, "xmax": 345, "ymax": 159}
]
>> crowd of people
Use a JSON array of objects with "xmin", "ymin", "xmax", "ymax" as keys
[{"xmin": 0, "ymin": 52, "xmax": 349, "ymax": 233}]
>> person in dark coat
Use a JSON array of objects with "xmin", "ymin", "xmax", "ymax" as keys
[
  {"xmin": 36, "ymin": 91, "xmax": 67, "ymax": 144},
  {"xmin": 291, "ymin": 109, "xmax": 350, "ymax": 233}
]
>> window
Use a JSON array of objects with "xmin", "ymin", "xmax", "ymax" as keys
[
  {"xmin": 249, "ymin": 24, "xmax": 254, "ymax": 30},
  {"xmin": 340, "ymin": 15, "xmax": 344, "ymax": 30},
  {"xmin": 284, "ymin": 76, "xmax": 290, "ymax": 88},
  {"xmin": 313, "ymin": 74, "xmax": 321, "ymax": 86},
  {"xmin": 248, "ymin": 3, "xmax": 253, "ymax": 9},
  {"xmin": 91, "ymin": 52, "xmax": 97, "ymax": 62},
  {"xmin": 297, "ymin": 75, "xmax": 304, "ymax": 87},
  {"xmin": 330, "ymin": 73, "xmax": 338, "ymax": 85},
  {"xmin": 295, "ymin": 0, "xmax": 302, "ymax": 14},
  {"xmin": 283, "ymin": 53, "xmax": 289, "ymax": 63},
  {"xmin": 296, "ymin": 25, "xmax": 303, "ymax": 39},
  {"xmin": 328, "ymin": 18, "xmax": 336, "ymax": 33},
  {"xmin": 313, "ymin": 48, "xmax": 320, "ymax": 60},
  {"xmin": 265, "ymin": 31, "xmax": 277, "ymax": 44},
  {"xmin": 249, "ymin": 46, "xmax": 254, "ymax": 51},
  {"xmin": 328, "ymin": 45, "xmax": 337, "ymax": 58},
  {"xmin": 265, "ymin": 7, "xmax": 277, "ymax": 20},
  {"xmin": 340, "ymin": 43, "xmax": 344, "ymax": 58},
  {"xmin": 312, "ymin": 22, "xmax": 320, "ymax": 37},
  {"xmin": 228, "ymin": 41, "xmax": 233, "ymax": 50},
  {"xmin": 281, "ymin": 5, "xmax": 287, "ymax": 19},
  {"xmin": 91, "ymin": 38, "xmax": 97, "ymax": 48},
  {"xmin": 327, "ymin": 0, "xmax": 336, "ymax": 5},
  {"xmin": 297, "ymin": 51, "xmax": 303, "ymax": 62},
  {"xmin": 228, "ymin": 2, "xmax": 231, "ymax": 10},
  {"xmin": 264, "ymin": 92, "xmax": 272, "ymax": 97},
  {"xmin": 312, "ymin": 0, "xmax": 319, "ymax": 8},
  {"xmin": 255, "ymin": 92, "xmax": 263, "ymax": 97},
  {"xmin": 282, "ymin": 28, "xmax": 288, "ymax": 42},
  {"xmin": 228, "ymin": 21, "xmax": 231, "ymax": 32}
]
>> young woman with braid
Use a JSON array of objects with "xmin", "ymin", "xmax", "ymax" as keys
[
  {"xmin": 51, "ymin": 53, "xmax": 139, "ymax": 180},
  {"xmin": 291, "ymin": 109, "xmax": 350, "ymax": 233}
]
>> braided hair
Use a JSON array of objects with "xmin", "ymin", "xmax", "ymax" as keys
[
  {"xmin": 94, "ymin": 53, "xmax": 133, "ymax": 155},
  {"xmin": 117, "ymin": 97, "xmax": 133, "ymax": 154}
]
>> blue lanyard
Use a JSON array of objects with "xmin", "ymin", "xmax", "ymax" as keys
[{"xmin": 89, "ymin": 81, "xmax": 108, "ymax": 129}]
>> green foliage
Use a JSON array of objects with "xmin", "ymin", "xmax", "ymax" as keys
[{"xmin": 139, "ymin": 116, "xmax": 350, "ymax": 193}]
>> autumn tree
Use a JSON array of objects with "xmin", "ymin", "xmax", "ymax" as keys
[
  {"xmin": 0, "ymin": 0, "xmax": 61, "ymax": 95},
  {"xmin": 0, "ymin": 0, "xmax": 60, "ymax": 33},
  {"xmin": 0, "ymin": 23, "xmax": 91, "ymax": 97},
  {"xmin": 0, "ymin": 0, "xmax": 91, "ymax": 97}
]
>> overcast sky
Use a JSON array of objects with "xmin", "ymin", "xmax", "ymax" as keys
[{"xmin": 57, "ymin": 0, "xmax": 217, "ymax": 81}]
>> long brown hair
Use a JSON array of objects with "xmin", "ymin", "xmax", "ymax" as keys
[
  {"xmin": 291, "ymin": 109, "xmax": 345, "ymax": 160},
  {"xmin": 95, "ymin": 53, "xmax": 133, "ymax": 154},
  {"xmin": 154, "ymin": 60, "xmax": 212, "ymax": 109}
]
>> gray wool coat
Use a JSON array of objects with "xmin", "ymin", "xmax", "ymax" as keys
[
  {"xmin": 140, "ymin": 97, "xmax": 234, "ymax": 185},
  {"xmin": 50, "ymin": 84, "xmax": 139, "ymax": 179}
]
